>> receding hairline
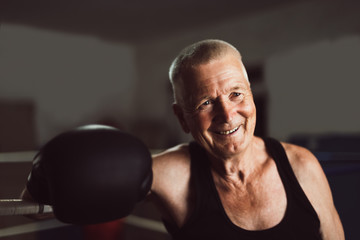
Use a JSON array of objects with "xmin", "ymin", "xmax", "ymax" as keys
[{"xmin": 169, "ymin": 39, "xmax": 242, "ymax": 84}]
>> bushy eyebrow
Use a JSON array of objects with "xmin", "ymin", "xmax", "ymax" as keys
[
  {"xmin": 224, "ymin": 84, "xmax": 249, "ymax": 95},
  {"xmin": 196, "ymin": 94, "xmax": 212, "ymax": 104},
  {"xmin": 228, "ymin": 86, "xmax": 244, "ymax": 92}
]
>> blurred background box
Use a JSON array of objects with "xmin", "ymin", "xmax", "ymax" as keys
[{"xmin": 0, "ymin": 100, "xmax": 36, "ymax": 152}]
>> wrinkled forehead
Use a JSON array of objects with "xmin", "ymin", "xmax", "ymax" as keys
[
  {"xmin": 181, "ymin": 54, "xmax": 248, "ymax": 87},
  {"xmin": 176, "ymin": 55, "xmax": 249, "ymax": 105}
]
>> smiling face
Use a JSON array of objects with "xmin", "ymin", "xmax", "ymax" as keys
[{"xmin": 173, "ymin": 53, "xmax": 256, "ymax": 159}]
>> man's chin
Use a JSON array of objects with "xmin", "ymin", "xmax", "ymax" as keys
[
  {"xmin": 197, "ymin": 135, "xmax": 248, "ymax": 156},
  {"xmin": 210, "ymin": 142, "xmax": 242, "ymax": 158}
]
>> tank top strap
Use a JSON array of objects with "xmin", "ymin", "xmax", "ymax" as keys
[
  {"xmin": 263, "ymin": 137, "xmax": 296, "ymax": 187},
  {"xmin": 187, "ymin": 141, "xmax": 213, "ymax": 224},
  {"xmin": 263, "ymin": 137, "xmax": 320, "ymax": 218}
]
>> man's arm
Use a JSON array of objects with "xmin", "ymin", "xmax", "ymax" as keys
[
  {"xmin": 149, "ymin": 144, "xmax": 193, "ymax": 228},
  {"xmin": 284, "ymin": 143, "xmax": 345, "ymax": 240}
]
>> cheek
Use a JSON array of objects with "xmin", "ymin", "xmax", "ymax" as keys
[
  {"xmin": 244, "ymin": 102, "xmax": 257, "ymax": 132},
  {"xmin": 189, "ymin": 113, "xmax": 212, "ymax": 132},
  {"xmin": 242, "ymin": 100, "xmax": 256, "ymax": 118}
]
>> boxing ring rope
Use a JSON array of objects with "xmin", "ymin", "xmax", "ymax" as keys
[
  {"xmin": 0, "ymin": 151, "xmax": 167, "ymax": 237},
  {"xmin": 0, "ymin": 151, "xmax": 36, "ymax": 163},
  {"xmin": 0, "ymin": 199, "xmax": 52, "ymax": 216},
  {"xmin": 0, "ymin": 219, "xmax": 67, "ymax": 238},
  {"xmin": 0, "ymin": 215, "xmax": 167, "ymax": 238}
]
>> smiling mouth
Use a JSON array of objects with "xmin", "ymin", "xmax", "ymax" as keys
[{"xmin": 218, "ymin": 126, "xmax": 240, "ymax": 135}]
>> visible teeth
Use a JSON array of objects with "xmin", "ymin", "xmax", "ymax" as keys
[{"xmin": 219, "ymin": 126, "xmax": 239, "ymax": 135}]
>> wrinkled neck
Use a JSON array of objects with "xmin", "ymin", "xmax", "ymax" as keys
[{"xmin": 208, "ymin": 140, "xmax": 258, "ymax": 184}]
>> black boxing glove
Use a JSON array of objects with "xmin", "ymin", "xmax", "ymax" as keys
[{"xmin": 26, "ymin": 125, "xmax": 152, "ymax": 224}]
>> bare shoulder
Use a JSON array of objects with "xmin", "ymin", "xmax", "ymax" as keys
[
  {"xmin": 281, "ymin": 142, "xmax": 322, "ymax": 182},
  {"xmin": 150, "ymin": 144, "xmax": 194, "ymax": 226},
  {"xmin": 280, "ymin": 142, "xmax": 327, "ymax": 206},
  {"xmin": 281, "ymin": 142, "xmax": 344, "ymax": 240},
  {"xmin": 151, "ymin": 143, "xmax": 191, "ymax": 195},
  {"xmin": 152, "ymin": 143, "xmax": 191, "ymax": 176}
]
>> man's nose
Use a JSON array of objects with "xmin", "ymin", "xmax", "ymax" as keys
[{"xmin": 213, "ymin": 100, "xmax": 234, "ymax": 123}]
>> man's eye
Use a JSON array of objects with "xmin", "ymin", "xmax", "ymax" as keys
[
  {"xmin": 197, "ymin": 100, "xmax": 212, "ymax": 110},
  {"xmin": 203, "ymin": 100, "xmax": 211, "ymax": 105},
  {"xmin": 232, "ymin": 92, "xmax": 245, "ymax": 98}
]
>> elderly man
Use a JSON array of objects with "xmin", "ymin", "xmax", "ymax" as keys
[
  {"xmin": 149, "ymin": 39, "xmax": 344, "ymax": 239},
  {"xmin": 23, "ymin": 39, "xmax": 344, "ymax": 240}
]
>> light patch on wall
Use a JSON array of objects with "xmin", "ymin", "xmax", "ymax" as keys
[{"xmin": 266, "ymin": 35, "xmax": 360, "ymax": 140}]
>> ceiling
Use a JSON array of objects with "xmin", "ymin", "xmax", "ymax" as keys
[{"xmin": 1, "ymin": 0, "xmax": 300, "ymax": 44}]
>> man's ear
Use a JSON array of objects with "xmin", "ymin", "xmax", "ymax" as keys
[{"xmin": 173, "ymin": 103, "xmax": 190, "ymax": 133}]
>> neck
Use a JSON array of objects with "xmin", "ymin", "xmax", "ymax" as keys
[{"xmin": 208, "ymin": 137, "xmax": 263, "ymax": 184}]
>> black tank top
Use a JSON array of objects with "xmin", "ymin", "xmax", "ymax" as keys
[{"xmin": 164, "ymin": 138, "xmax": 321, "ymax": 240}]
